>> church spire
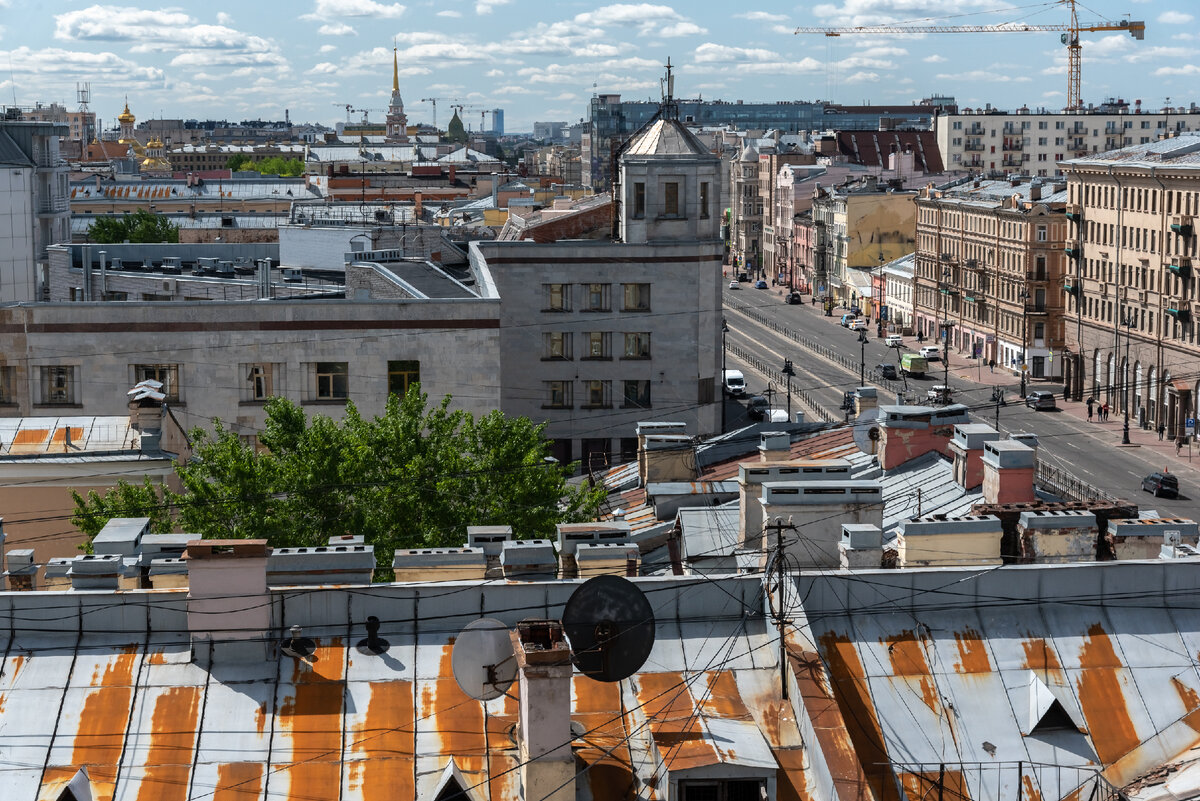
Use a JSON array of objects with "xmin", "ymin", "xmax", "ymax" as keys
[{"xmin": 392, "ymin": 46, "xmax": 399, "ymax": 93}]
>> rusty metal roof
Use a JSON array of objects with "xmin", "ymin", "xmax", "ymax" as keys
[
  {"xmin": 0, "ymin": 416, "xmax": 138, "ymax": 457},
  {"xmin": 0, "ymin": 575, "xmax": 816, "ymax": 800}
]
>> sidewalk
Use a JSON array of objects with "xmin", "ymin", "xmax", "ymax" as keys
[{"xmin": 762, "ymin": 288, "xmax": 1200, "ymax": 474}]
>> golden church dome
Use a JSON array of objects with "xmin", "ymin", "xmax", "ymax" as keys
[{"xmin": 117, "ymin": 101, "xmax": 135, "ymax": 124}]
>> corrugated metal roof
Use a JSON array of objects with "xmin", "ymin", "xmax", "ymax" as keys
[
  {"xmin": 0, "ymin": 416, "xmax": 137, "ymax": 457},
  {"xmin": 1064, "ymin": 132, "xmax": 1200, "ymax": 168}
]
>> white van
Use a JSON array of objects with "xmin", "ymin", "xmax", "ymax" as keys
[
  {"xmin": 722, "ymin": 369, "xmax": 746, "ymax": 396},
  {"xmin": 885, "ymin": 334, "xmax": 903, "ymax": 347}
]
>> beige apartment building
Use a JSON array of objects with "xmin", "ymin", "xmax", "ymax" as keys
[
  {"xmin": 937, "ymin": 101, "xmax": 1200, "ymax": 178},
  {"xmin": 1060, "ymin": 133, "xmax": 1200, "ymax": 438},
  {"xmin": 914, "ymin": 177, "xmax": 1068, "ymax": 378}
]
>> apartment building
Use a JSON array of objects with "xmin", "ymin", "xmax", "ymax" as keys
[
  {"xmin": 0, "ymin": 119, "xmax": 71, "ymax": 302},
  {"xmin": 1060, "ymin": 133, "xmax": 1200, "ymax": 436},
  {"xmin": 811, "ymin": 177, "xmax": 916, "ymax": 314},
  {"xmin": 914, "ymin": 177, "xmax": 1068, "ymax": 377},
  {"xmin": 937, "ymin": 100, "xmax": 1200, "ymax": 178}
]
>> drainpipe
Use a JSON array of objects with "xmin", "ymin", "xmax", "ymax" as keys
[{"xmin": 1150, "ymin": 165, "xmax": 1168, "ymax": 432}]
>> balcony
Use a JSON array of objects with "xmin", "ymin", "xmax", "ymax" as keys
[
  {"xmin": 964, "ymin": 141, "xmax": 985, "ymax": 152},
  {"xmin": 1065, "ymin": 204, "xmax": 1082, "ymax": 222},
  {"xmin": 1026, "ymin": 270, "xmax": 1049, "ymax": 282},
  {"xmin": 1168, "ymin": 258, "xmax": 1193, "ymax": 280},
  {"xmin": 37, "ymin": 196, "xmax": 68, "ymax": 215},
  {"xmin": 1024, "ymin": 304, "xmax": 1049, "ymax": 315},
  {"xmin": 1171, "ymin": 216, "xmax": 1195, "ymax": 237},
  {"xmin": 1002, "ymin": 138, "xmax": 1023, "ymax": 151},
  {"xmin": 1064, "ymin": 245, "xmax": 1081, "ymax": 260},
  {"xmin": 1063, "ymin": 281, "xmax": 1079, "ymax": 297},
  {"xmin": 1002, "ymin": 156, "xmax": 1023, "ymax": 168},
  {"xmin": 966, "ymin": 124, "xmax": 985, "ymax": 136},
  {"xmin": 1166, "ymin": 306, "xmax": 1193, "ymax": 324}
]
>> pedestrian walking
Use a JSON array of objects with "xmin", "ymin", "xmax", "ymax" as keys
[
  {"xmin": 1178, "ymin": 437, "xmax": 1186, "ymax": 456},
  {"xmin": 988, "ymin": 359, "xmax": 995, "ymax": 373},
  {"xmin": 1158, "ymin": 423, "xmax": 1166, "ymax": 441},
  {"xmin": 1086, "ymin": 398, "xmax": 1093, "ymax": 422},
  {"xmin": 1101, "ymin": 402, "xmax": 1109, "ymax": 422}
]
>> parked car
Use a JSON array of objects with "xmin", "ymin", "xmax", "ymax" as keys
[
  {"xmin": 722, "ymin": 369, "xmax": 746, "ymax": 397},
  {"xmin": 840, "ymin": 313, "xmax": 857, "ymax": 327},
  {"xmin": 875, "ymin": 363, "xmax": 898, "ymax": 380},
  {"xmin": 1142, "ymin": 471, "xmax": 1180, "ymax": 498},
  {"xmin": 747, "ymin": 394, "xmax": 770, "ymax": 421},
  {"xmin": 848, "ymin": 319, "xmax": 868, "ymax": 331},
  {"xmin": 900, "ymin": 353, "xmax": 928, "ymax": 377},
  {"xmin": 785, "ymin": 291, "xmax": 803, "ymax": 304},
  {"xmin": 754, "ymin": 279, "xmax": 769, "ymax": 289},
  {"xmin": 919, "ymin": 345, "xmax": 942, "ymax": 362},
  {"xmin": 1025, "ymin": 391, "xmax": 1057, "ymax": 411},
  {"xmin": 728, "ymin": 280, "xmax": 740, "ymax": 290},
  {"xmin": 885, "ymin": 334, "xmax": 903, "ymax": 347}
]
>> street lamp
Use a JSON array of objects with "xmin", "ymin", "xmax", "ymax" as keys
[
  {"xmin": 857, "ymin": 330, "xmax": 868, "ymax": 387},
  {"xmin": 782, "ymin": 358, "xmax": 795, "ymax": 421},
  {"xmin": 1018, "ymin": 289, "xmax": 1029, "ymax": 398},
  {"xmin": 721, "ymin": 318, "xmax": 729, "ymax": 433},
  {"xmin": 1120, "ymin": 310, "xmax": 1134, "ymax": 445}
]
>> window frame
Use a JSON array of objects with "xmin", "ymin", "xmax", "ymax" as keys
[
  {"xmin": 133, "ymin": 363, "xmax": 181, "ymax": 403},
  {"xmin": 543, "ymin": 283, "xmax": 571, "ymax": 312},
  {"xmin": 544, "ymin": 380, "xmax": 573, "ymax": 409},
  {"xmin": 622, "ymin": 332, "xmax": 651, "ymax": 359},
  {"xmin": 313, "ymin": 361, "xmax": 349, "ymax": 401},
  {"xmin": 622, "ymin": 283, "xmax": 651, "ymax": 312},
  {"xmin": 242, "ymin": 362, "xmax": 276, "ymax": 403},
  {"xmin": 622, "ymin": 379, "xmax": 651, "ymax": 408},
  {"xmin": 633, "ymin": 182, "xmax": 646, "ymax": 219},
  {"xmin": 585, "ymin": 282, "xmax": 610, "ymax": 312},
  {"xmin": 661, "ymin": 181, "xmax": 680, "ymax": 218},
  {"xmin": 543, "ymin": 331, "xmax": 572, "ymax": 361},
  {"xmin": 583, "ymin": 379, "xmax": 611, "ymax": 409},
  {"xmin": 39, "ymin": 365, "xmax": 79, "ymax": 406},
  {"xmin": 387, "ymin": 359, "xmax": 420, "ymax": 398}
]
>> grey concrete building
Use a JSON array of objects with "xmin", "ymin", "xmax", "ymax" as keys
[
  {"xmin": 0, "ymin": 118, "xmax": 70, "ymax": 302},
  {"xmin": 471, "ymin": 109, "xmax": 723, "ymax": 470}
]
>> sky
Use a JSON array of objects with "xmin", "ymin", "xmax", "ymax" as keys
[{"xmin": 0, "ymin": 0, "xmax": 1196, "ymax": 134}]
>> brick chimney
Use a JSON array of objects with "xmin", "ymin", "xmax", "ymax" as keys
[
  {"xmin": 640, "ymin": 434, "xmax": 694, "ymax": 485},
  {"xmin": 738, "ymin": 460, "xmax": 852, "ymax": 551},
  {"xmin": 981, "ymin": 440, "xmax": 1037, "ymax": 505},
  {"xmin": 948, "ymin": 423, "xmax": 1000, "ymax": 490},
  {"xmin": 878, "ymin": 404, "xmax": 970, "ymax": 470},
  {"xmin": 635, "ymin": 422, "xmax": 687, "ymax": 484},
  {"xmin": 184, "ymin": 539, "xmax": 271, "ymax": 661},
  {"xmin": 512, "ymin": 621, "xmax": 574, "ymax": 801}
]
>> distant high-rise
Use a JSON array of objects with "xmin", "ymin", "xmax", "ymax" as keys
[{"xmin": 490, "ymin": 109, "xmax": 504, "ymax": 136}]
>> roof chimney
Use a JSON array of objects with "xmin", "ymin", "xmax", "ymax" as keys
[
  {"xmin": 636, "ymin": 422, "xmax": 688, "ymax": 484},
  {"xmin": 949, "ymin": 423, "xmax": 1001, "ymax": 490},
  {"xmin": 184, "ymin": 539, "xmax": 271, "ymax": 661},
  {"xmin": 639, "ymin": 434, "xmax": 694, "ymax": 485},
  {"xmin": 878, "ymin": 404, "xmax": 969, "ymax": 470},
  {"xmin": 512, "ymin": 620, "xmax": 574, "ymax": 801},
  {"xmin": 981, "ymin": 440, "xmax": 1037, "ymax": 505},
  {"xmin": 758, "ymin": 432, "xmax": 791, "ymax": 462},
  {"xmin": 5, "ymin": 548, "xmax": 37, "ymax": 592},
  {"xmin": 392, "ymin": 547, "xmax": 486, "ymax": 582}
]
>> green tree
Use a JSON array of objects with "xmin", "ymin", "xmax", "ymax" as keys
[
  {"xmin": 72, "ymin": 388, "xmax": 607, "ymax": 574},
  {"xmin": 248, "ymin": 156, "xmax": 304, "ymax": 177},
  {"xmin": 226, "ymin": 153, "xmax": 251, "ymax": 171},
  {"xmin": 86, "ymin": 209, "xmax": 179, "ymax": 243},
  {"xmin": 71, "ymin": 477, "xmax": 175, "ymax": 551}
]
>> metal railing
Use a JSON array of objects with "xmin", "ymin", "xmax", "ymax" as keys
[
  {"xmin": 885, "ymin": 760, "xmax": 1122, "ymax": 801},
  {"xmin": 726, "ymin": 341, "xmax": 837, "ymax": 423},
  {"xmin": 725, "ymin": 298, "xmax": 906, "ymax": 397},
  {"xmin": 1035, "ymin": 460, "xmax": 1120, "ymax": 504}
]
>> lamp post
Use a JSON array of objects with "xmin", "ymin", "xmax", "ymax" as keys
[
  {"xmin": 1120, "ymin": 310, "xmax": 1134, "ymax": 445},
  {"xmin": 857, "ymin": 330, "xmax": 868, "ymax": 387},
  {"xmin": 782, "ymin": 358, "xmax": 795, "ymax": 421},
  {"xmin": 991, "ymin": 387, "xmax": 1005, "ymax": 431},
  {"xmin": 1018, "ymin": 289, "xmax": 1029, "ymax": 398},
  {"xmin": 721, "ymin": 318, "xmax": 729, "ymax": 433},
  {"xmin": 939, "ymin": 265, "xmax": 954, "ymax": 389}
]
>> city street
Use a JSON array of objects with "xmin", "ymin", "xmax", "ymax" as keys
[{"xmin": 722, "ymin": 283, "xmax": 1200, "ymax": 517}]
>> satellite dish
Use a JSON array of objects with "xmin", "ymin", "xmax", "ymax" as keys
[
  {"xmin": 562, "ymin": 574, "xmax": 655, "ymax": 682},
  {"xmin": 452, "ymin": 617, "xmax": 517, "ymax": 701}
]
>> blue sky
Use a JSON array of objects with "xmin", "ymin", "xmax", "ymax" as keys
[{"xmin": 0, "ymin": 1, "xmax": 1195, "ymax": 133}]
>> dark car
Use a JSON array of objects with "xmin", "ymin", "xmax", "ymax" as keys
[
  {"xmin": 875, "ymin": 363, "xmax": 897, "ymax": 380},
  {"xmin": 736, "ymin": 272, "xmax": 750, "ymax": 282},
  {"xmin": 747, "ymin": 395, "xmax": 769, "ymax": 421},
  {"xmin": 785, "ymin": 291, "xmax": 803, "ymax": 304},
  {"xmin": 1025, "ymin": 391, "xmax": 1057, "ymax": 411},
  {"xmin": 1142, "ymin": 472, "xmax": 1179, "ymax": 498},
  {"xmin": 754, "ymin": 279, "xmax": 768, "ymax": 289}
]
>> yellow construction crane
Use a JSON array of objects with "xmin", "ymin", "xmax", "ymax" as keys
[{"xmin": 795, "ymin": 0, "xmax": 1144, "ymax": 111}]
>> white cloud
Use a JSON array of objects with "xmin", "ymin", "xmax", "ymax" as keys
[
  {"xmin": 922, "ymin": 54, "xmax": 946, "ymax": 63},
  {"xmin": 659, "ymin": 22, "xmax": 706, "ymax": 37},
  {"xmin": 694, "ymin": 43, "xmax": 779, "ymax": 62},
  {"xmin": 735, "ymin": 11, "xmax": 786, "ymax": 22},
  {"xmin": 216, "ymin": 12, "xmax": 233, "ymax": 25},
  {"xmin": 1159, "ymin": 10, "xmax": 1194, "ymax": 24},
  {"xmin": 0, "ymin": 45, "xmax": 165, "ymax": 87},
  {"xmin": 301, "ymin": 0, "xmax": 406, "ymax": 19},
  {"xmin": 436, "ymin": 9, "xmax": 462, "ymax": 16},
  {"xmin": 485, "ymin": 68, "xmax": 504, "ymax": 77},
  {"xmin": 494, "ymin": 85, "xmax": 535, "ymax": 94},
  {"xmin": 1125, "ymin": 46, "xmax": 1195, "ymax": 64},
  {"xmin": 935, "ymin": 69, "xmax": 1031, "ymax": 82},
  {"xmin": 844, "ymin": 71, "xmax": 879, "ymax": 83},
  {"xmin": 552, "ymin": 91, "xmax": 578, "ymax": 100},
  {"xmin": 1154, "ymin": 64, "xmax": 1200, "ymax": 76},
  {"xmin": 812, "ymin": 0, "xmax": 1016, "ymax": 27},
  {"xmin": 771, "ymin": 24, "xmax": 794, "ymax": 34},
  {"xmin": 318, "ymin": 23, "xmax": 357, "ymax": 35},
  {"xmin": 1042, "ymin": 90, "xmax": 1063, "ymax": 97},
  {"xmin": 318, "ymin": 44, "xmax": 337, "ymax": 53},
  {"xmin": 476, "ymin": 0, "xmax": 510, "ymax": 13}
]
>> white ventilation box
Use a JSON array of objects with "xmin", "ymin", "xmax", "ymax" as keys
[
  {"xmin": 268, "ymin": 544, "xmax": 376, "ymax": 586},
  {"xmin": 575, "ymin": 542, "xmax": 639, "ymax": 577},
  {"xmin": 500, "ymin": 539, "xmax": 557, "ymax": 580},
  {"xmin": 392, "ymin": 547, "xmax": 486, "ymax": 583},
  {"xmin": 555, "ymin": 522, "xmax": 632, "ymax": 557},
  {"xmin": 467, "ymin": 525, "xmax": 512, "ymax": 557}
]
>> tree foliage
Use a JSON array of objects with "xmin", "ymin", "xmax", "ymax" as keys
[
  {"xmin": 226, "ymin": 154, "xmax": 304, "ymax": 176},
  {"xmin": 72, "ymin": 388, "xmax": 607, "ymax": 574},
  {"xmin": 86, "ymin": 209, "xmax": 180, "ymax": 243},
  {"xmin": 71, "ymin": 477, "xmax": 174, "ymax": 552}
]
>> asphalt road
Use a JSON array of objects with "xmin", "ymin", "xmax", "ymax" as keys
[{"xmin": 722, "ymin": 284, "xmax": 1200, "ymax": 517}]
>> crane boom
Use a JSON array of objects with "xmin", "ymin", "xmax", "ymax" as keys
[{"xmin": 795, "ymin": 0, "xmax": 1144, "ymax": 111}]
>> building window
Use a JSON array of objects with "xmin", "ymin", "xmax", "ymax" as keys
[
  {"xmin": 545, "ymin": 380, "xmax": 572, "ymax": 409},
  {"xmin": 586, "ymin": 283, "xmax": 610, "ymax": 311},
  {"xmin": 242, "ymin": 363, "xmax": 279, "ymax": 402},
  {"xmin": 584, "ymin": 332, "xmax": 610, "ymax": 360},
  {"xmin": 387, "ymin": 360, "xmax": 420, "ymax": 397},
  {"xmin": 1036, "ymin": 225, "xmax": 1047, "ymax": 242},
  {"xmin": 662, "ymin": 181, "xmax": 680, "ymax": 217},
  {"xmin": 39, "ymin": 366, "xmax": 78, "ymax": 406},
  {"xmin": 700, "ymin": 181, "xmax": 710, "ymax": 219},
  {"xmin": 622, "ymin": 283, "xmax": 651, "ymax": 311},
  {"xmin": 633, "ymin": 182, "xmax": 645, "ymax": 219},
  {"xmin": 543, "ymin": 332, "xmax": 572, "ymax": 360},
  {"xmin": 312, "ymin": 362, "xmax": 348, "ymax": 400},
  {"xmin": 698, "ymin": 376, "xmax": 715, "ymax": 404},
  {"xmin": 544, "ymin": 283, "xmax": 571, "ymax": 312},
  {"xmin": 622, "ymin": 379, "xmax": 651, "ymax": 408},
  {"xmin": 133, "ymin": 364, "xmax": 180, "ymax": 402},
  {"xmin": 680, "ymin": 779, "xmax": 766, "ymax": 801},
  {"xmin": 583, "ymin": 379, "xmax": 611, "ymax": 408},
  {"xmin": 623, "ymin": 332, "xmax": 651, "ymax": 359},
  {"xmin": 1034, "ymin": 322, "xmax": 1045, "ymax": 340},
  {"xmin": 0, "ymin": 366, "xmax": 14, "ymax": 404}
]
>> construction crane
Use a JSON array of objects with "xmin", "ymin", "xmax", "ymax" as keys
[
  {"xmin": 419, "ymin": 97, "xmax": 460, "ymax": 128},
  {"xmin": 795, "ymin": 0, "xmax": 1144, "ymax": 111},
  {"xmin": 331, "ymin": 103, "xmax": 385, "ymax": 125}
]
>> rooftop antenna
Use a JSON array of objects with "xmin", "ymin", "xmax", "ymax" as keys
[
  {"xmin": 562, "ymin": 574, "xmax": 655, "ymax": 682},
  {"xmin": 452, "ymin": 617, "xmax": 518, "ymax": 700},
  {"xmin": 659, "ymin": 57, "xmax": 677, "ymax": 121},
  {"xmin": 76, "ymin": 82, "xmax": 91, "ymax": 113}
]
